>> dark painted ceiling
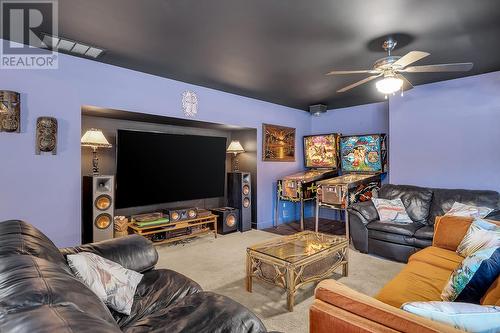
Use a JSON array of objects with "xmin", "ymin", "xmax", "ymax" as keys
[{"xmin": 58, "ymin": 0, "xmax": 500, "ymax": 110}]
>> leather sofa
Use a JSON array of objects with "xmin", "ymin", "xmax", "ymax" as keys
[
  {"xmin": 348, "ymin": 184, "xmax": 500, "ymax": 262},
  {"xmin": 0, "ymin": 220, "xmax": 267, "ymax": 333},
  {"xmin": 310, "ymin": 215, "xmax": 500, "ymax": 333}
]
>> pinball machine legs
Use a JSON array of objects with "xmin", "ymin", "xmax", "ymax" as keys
[{"xmin": 299, "ymin": 200, "xmax": 305, "ymax": 231}]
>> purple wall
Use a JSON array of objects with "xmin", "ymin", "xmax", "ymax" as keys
[
  {"xmin": 311, "ymin": 102, "xmax": 389, "ymax": 136},
  {"xmin": 389, "ymin": 71, "xmax": 500, "ymax": 192},
  {"xmin": 0, "ymin": 50, "xmax": 310, "ymax": 247}
]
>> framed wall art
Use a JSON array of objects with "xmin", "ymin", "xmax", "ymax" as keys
[{"xmin": 262, "ymin": 123, "xmax": 295, "ymax": 162}]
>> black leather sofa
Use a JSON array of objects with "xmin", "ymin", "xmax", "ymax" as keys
[
  {"xmin": 348, "ymin": 184, "xmax": 500, "ymax": 263},
  {"xmin": 0, "ymin": 220, "xmax": 266, "ymax": 333}
]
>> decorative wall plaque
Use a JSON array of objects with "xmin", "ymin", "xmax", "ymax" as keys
[
  {"xmin": 0, "ymin": 91, "xmax": 20, "ymax": 133},
  {"xmin": 182, "ymin": 90, "xmax": 198, "ymax": 117},
  {"xmin": 36, "ymin": 117, "xmax": 58, "ymax": 155}
]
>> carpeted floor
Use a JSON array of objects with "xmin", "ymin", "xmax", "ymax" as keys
[{"xmin": 156, "ymin": 230, "xmax": 404, "ymax": 333}]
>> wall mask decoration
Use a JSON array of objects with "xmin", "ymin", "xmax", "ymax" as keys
[
  {"xmin": 262, "ymin": 123, "xmax": 296, "ymax": 162},
  {"xmin": 0, "ymin": 90, "xmax": 21, "ymax": 133},
  {"xmin": 36, "ymin": 117, "xmax": 58, "ymax": 155},
  {"xmin": 182, "ymin": 90, "xmax": 198, "ymax": 117}
]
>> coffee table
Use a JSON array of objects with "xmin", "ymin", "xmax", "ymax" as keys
[{"xmin": 246, "ymin": 231, "xmax": 348, "ymax": 311}]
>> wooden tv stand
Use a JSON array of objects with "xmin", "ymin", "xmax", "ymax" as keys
[{"xmin": 128, "ymin": 214, "xmax": 217, "ymax": 246}]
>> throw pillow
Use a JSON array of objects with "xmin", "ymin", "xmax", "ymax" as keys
[
  {"xmin": 445, "ymin": 202, "xmax": 494, "ymax": 219},
  {"xmin": 401, "ymin": 301, "xmax": 500, "ymax": 333},
  {"xmin": 371, "ymin": 198, "xmax": 413, "ymax": 223},
  {"xmin": 67, "ymin": 252, "xmax": 143, "ymax": 315},
  {"xmin": 456, "ymin": 219, "xmax": 500, "ymax": 257},
  {"xmin": 441, "ymin": 247, "xmax": 500, "ymax": 303}
]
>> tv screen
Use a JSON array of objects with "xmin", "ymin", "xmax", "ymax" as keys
[{"xmin": 116, "ymin": 130, "xmax": 227, "ymax": 208}]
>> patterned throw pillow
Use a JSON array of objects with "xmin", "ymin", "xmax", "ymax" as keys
[
  {"xmin": 401, "ymin": 301, "xmax": 500, "ymax": 333},
  {"xmin": 441, "ymin": 247, "xmax": 500, "ymax": 303},
  {"xmin": 445, "ymin": 202, "xmax": 494, "ymax": 219},
  {"xmin": 67, "ymin": 252, "xmax": 143, "ymax": 315},
  {"xmin": 456, "ymin": 219, "xmax": 500, "ymax": 257},
  {"xmin": 372, "ymin": 198, "xmax": 413, "ymax": 224}
]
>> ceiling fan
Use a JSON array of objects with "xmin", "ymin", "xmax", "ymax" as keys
[{"xmin": 326, "ymin": 39, "xmax": 473, "ymax": 97}]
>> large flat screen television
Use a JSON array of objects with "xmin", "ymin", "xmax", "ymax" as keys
[{"xmin": 116, "ymin": 130, "xmax": 227, "ymax": 208}]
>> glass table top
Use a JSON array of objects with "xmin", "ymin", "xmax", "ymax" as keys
[{"xmin": 249, "ymin": 231, "xmax": 347, "ymax": 263}]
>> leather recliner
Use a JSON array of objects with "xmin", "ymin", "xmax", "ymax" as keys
[
  {"xmin": 348, "ymin": 184, "xmax": 500, "ymax": 262},
  {"xmin": 0, "ymin": 220, "xmax": 267, "ymax": 333}
]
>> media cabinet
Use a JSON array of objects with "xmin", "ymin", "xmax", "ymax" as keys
[{"xmin": 128, "ymin": 214, "xmax": 218, "ymax": 245}]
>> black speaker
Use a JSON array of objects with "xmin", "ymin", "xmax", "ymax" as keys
[
  {"xmin": 211, "ymin": 207, "xmax": 239, "ymax": 234},
  {"xmin": 82, "ymin": 175, "xmax": 115, "ymax": 244},
  {"xmin": 227, "ymin": 172, "xmax": 251, "ymax": 232}
]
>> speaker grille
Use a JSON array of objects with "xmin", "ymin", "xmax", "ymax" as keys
[
  {"xmin": 187, "ymin": 209, "xmax": 197, "ymax": 219},
  {"xmin": 95, "ymin": 213, "xmax": 112, "ymax": 229},
  {"xmin": 94, "ymin": 194, "xmax": 112, "ymax": 211},
  {"xmin": 242, "ymin": 185, "xmax": 250, "ymax": 195},
  {"xmin": 170, "ymin": 211, "xmax": 180, "ymax": 221},
  {"xmin": 226, "ymin": 214, "xmax": 236, "ymax": 227},
  {"xmin": 243, "ymin": 197, "xmax": 250, "ymax": 208}
]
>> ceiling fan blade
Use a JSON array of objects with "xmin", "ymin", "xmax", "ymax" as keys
[
  {"xmin": 337, "ymin": 74, "xmax": 382, "ymax": 93},
  {"xmin": 393, "ymin": 51, "xmax": 430, "ymax": 68},
  {"xmin": 400, "ymin": 62, "xmax": 473, "ymax": 73},
  {"xmin": 326, "ymin": 69, "xmax": 378, "ymax": 75},
  {"xmin": 396, "ymin": 74, "xmax": 413, "ymax": 91}
]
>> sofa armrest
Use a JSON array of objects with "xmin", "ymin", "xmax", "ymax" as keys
[
  {"xmin": 60, "ymin": 235, "xmax": 158, "ymax": 273},
  {"xmin": 312, "ymin": 280, "xmax": 464, "ymax": 333},
  {"xmin": 349, "ymin": 201, "xmax": 379, "ymax": 223}
]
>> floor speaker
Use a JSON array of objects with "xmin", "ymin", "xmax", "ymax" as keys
[
  {"xmin": 211, "ymin": 207, "xmax": 239, "ymax": 234},
  {"xmin": 227, "ymin": 172, "xmax": 252, "ymax": 232},
  {"xmin": 82, "ymin": 175, "xmax": 115, "ymax": 244}
]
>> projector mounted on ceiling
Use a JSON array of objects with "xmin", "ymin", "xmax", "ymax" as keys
[{"xmin": 309, "ymin": 104, "xmax": 328, "ymax": 116}]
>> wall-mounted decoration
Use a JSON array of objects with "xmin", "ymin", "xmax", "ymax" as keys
[
  {"xmin": 0, "ymin": 90, "xmax": 20, "ymax": 133},
  {"xmin": 182, "ymin": 90, "xmax": 198, "ymax": 117},
  {"xmin": 262, "ymin": 123, "xmax": 295, "ymax": 162},
  {"xmin": 36, "ymin": 117, "xmax": 58, "ymax": 155}
]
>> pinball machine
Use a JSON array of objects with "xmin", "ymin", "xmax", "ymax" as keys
[
  {"xmin": 315, "ymin": 134, "xmax": 388, "ymax": 237},
  {"xmin": 274, "ymin": 133, "xmax": 341, "ymax": 230}
]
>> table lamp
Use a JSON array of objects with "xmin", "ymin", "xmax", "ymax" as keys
[
  {"xmin": 81, "ymin": 128, "xmax": 112, "ymax": 175},
  {"xmin": 226, "ymin": 140, "xmax": 245, "ymax": 172}
]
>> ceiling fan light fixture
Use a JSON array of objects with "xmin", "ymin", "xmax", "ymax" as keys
[{"xmin": 376, "ymin": 76, "xmax": 403, "ymax": 95}]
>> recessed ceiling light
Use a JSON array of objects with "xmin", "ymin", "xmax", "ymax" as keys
[
  {"xmin": 72, "ymin": 43, "xmax": 90, "ymax": 55},
  {"xmin": 56, "ymin": 39, "xmax": 75, "ymax": 51},
  {"xmin": 84, "ymin": 47, "xmax": 104, "ymax": 58}
]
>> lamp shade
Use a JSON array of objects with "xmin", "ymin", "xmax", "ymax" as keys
[
  {"xmin": 81, "ymin": 128, "xmax": 112, "ymax": 148},
  {"xmin": 226, "ymin": 140, "xmax": 245, "ymax": 154}
]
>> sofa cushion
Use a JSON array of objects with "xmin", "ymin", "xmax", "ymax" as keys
[
  {"xmin": 409, "ymin": 246, "xmax": 463, "ymax": 271},
  {"xmin": 0, "ymin": 304, "xmax": 121, "ymax": 333},
  {"xmin": 379, "ymin": 184, "xmax": 433, "ymax": 224},
  {"xmin": 428, "ymin": 188, "xmax": 500, "ymax": 225},
  {"xmin": 0, "ymin": 220, "xmax": 68, "ymax": 270},
  {"xmin": 433, "ymin": 216, "xmax": 475, "ymax": 251},
  {"xmin": 367, "ymin": 221, "xmax": 422, "ymax": 237},
  {"xmin": 315, "ymin": 280, "xmax": 461, "ymax": 333},
  {"xmin": 376, "ymin": 260, "xmax": 453, "ymax": 308},
  {"xmin": 114, "ymin": 269, "xmax": 202, "ymax": 329},
  {"xmin": 482, "ymin": 276, "xmax": 500, "ymax": 306},
  {"xmin": 123, "ymin": 291, "xmax": 266, "ymax": 333},
  {"xmin": 414, "ymin": 225, "xmax": 434, "ymax": 240},
  {"xmin": 0, "ymin": 255, "xmax": 118, "ymax": 325}
]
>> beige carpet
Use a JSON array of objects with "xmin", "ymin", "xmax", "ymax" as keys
[{"xmin": 156, "ymin": 230, "xmax": 404, "ymax": 333}]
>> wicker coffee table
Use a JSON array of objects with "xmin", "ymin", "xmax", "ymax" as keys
[{"xmin": 246, "ymin": 231, "xmax": 348, "ymax": 311}]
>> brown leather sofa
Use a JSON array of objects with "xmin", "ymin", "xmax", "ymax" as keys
[{"xmin": 310, "ymin": 216, "xmax": 500, "ymax": 333}]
